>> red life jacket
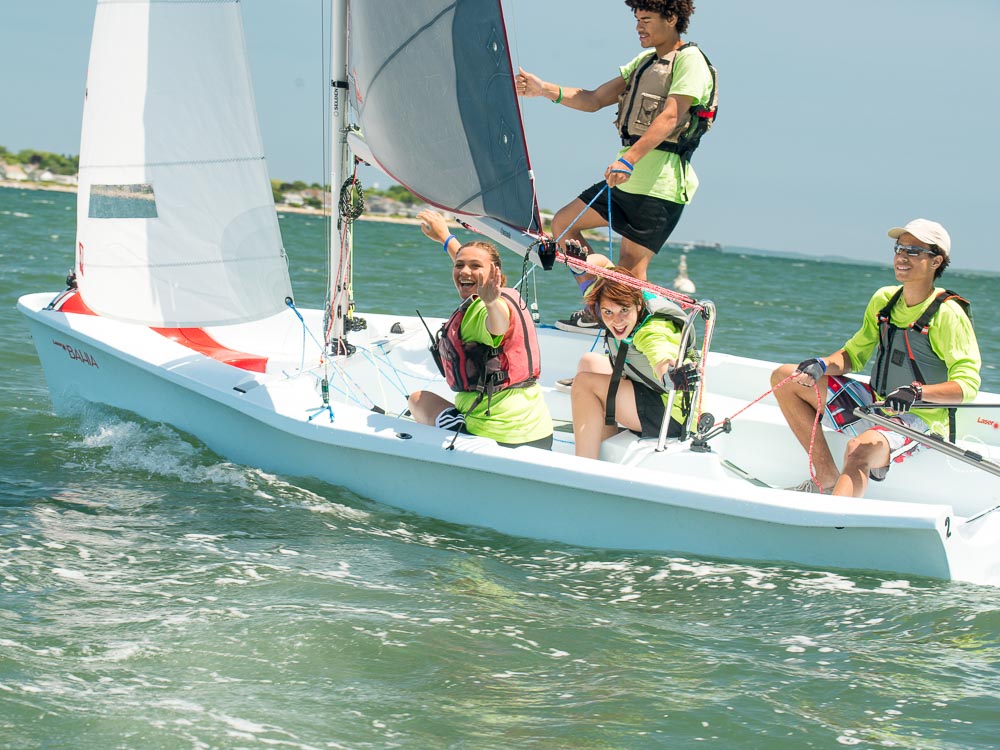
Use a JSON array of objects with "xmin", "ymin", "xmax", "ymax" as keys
[{"xmin": 432, "ymin": 289, "xmax": 540, "ymax": 413}]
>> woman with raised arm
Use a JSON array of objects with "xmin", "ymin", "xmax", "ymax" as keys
[{"xmin": 409, "ymin": 210, "xmax": 553, "ymax": 449}]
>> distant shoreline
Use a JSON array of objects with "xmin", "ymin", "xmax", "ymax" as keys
[{"xmin": 0, "ymin": 179, "xmax": 432, "ymax": 226}]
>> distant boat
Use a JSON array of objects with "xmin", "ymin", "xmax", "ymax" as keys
[
  {"xmin": 673, "ymin": 253, "xmax": 696, "ymax": 294},
  {"xmin": 17, "ymin": 0, "xmax": 1000, "ymax": 586}
]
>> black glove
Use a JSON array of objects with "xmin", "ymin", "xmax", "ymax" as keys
[
  {"xmin": 563, "ymin": 239, "xmax": 590, "ymax": 261},
  {"xmin": 883, "ymin": 384, "xmax": 919, "ymax": 413},
  {"xmin": 795, "ymin": 357, "xmax": 826, "ymax": 382},
  {"xmin": 667, "ymin": 362, "xmax": 700, "ymax": 392}
]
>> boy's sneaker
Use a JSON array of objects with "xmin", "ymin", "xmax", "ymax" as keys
[
  {"xmin": 555, "ymin": 308, "xmax": 601, "ymax": 334},
  {"xmin": 786, "ymin": 478, "xmax": 833, "ymax": 495}
]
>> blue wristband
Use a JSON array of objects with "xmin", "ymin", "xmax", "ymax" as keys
[
  {"xmin": 443, "ymin": 234, "xmax": 456, "ymax": 254},
  {"xmin": 616, "ymin": 157, "xmax": 634, "ymax": 171}
]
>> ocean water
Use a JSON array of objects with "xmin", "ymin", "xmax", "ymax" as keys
[{"xmin": 2, "ymin": 185, "xmax": 1000, "ymax": 749}]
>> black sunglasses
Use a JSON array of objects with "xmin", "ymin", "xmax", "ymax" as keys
[{"xmin": 893, "ymin": 242, "xmax": 937, "ymax": 258}]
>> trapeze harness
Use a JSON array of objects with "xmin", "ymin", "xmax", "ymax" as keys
[
  {"xmin": 615, "ymin": 42, "xmax": 718, "ymax": 187},
  {"xmin": 431, "ymin": 288, "xmax": 541, "ymax": 415},
  {"xmin": 871, "ymin": 287, "xmax": 973, "ymax": 441},
  {"xmin": 603, "ymin": 296, "xmax": 694, "ymax": 427}
]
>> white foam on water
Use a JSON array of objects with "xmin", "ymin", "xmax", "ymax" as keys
[
  {"xmin": 69, "ymin": 410, "xmax": 258, "ymax": 490},
  {"xmin": 52, "ymin": 567, "xmax": 86, "ymax": 580}
]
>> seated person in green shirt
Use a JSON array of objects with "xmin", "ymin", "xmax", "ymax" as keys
[
  {"xmin": 570, "ymin": 268, "xmax": 699, "ymax": 459},
  {"xmin": 772, "ymin": 219, "xmax": 982, "ymax": 497},
  {"xmin": 409, "ymin": 213, "xmax": 553, "ymax": 449}
]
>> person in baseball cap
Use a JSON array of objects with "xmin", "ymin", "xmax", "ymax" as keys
[
  {"xmin": 887, "ymin": 218, "xmax": 951, "ymax": 278},
  {"xmin": 769, "ymin": 216, "xmax": 980, "ymax": 498}
]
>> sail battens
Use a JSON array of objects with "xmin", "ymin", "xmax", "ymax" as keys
[
  {"xmin": 80, "ymin": 156, "xmax": 266, "ymax": 170},
  {"xmin": 84, "ymin": 255, "xmax": 285, "ymax": 270},
  {"xmin": 97, "ymin": 1, "xmax": 240, "ymax": 5},
  {"xmin": 77, "ymin": 0, "xmax": 291, "ymax": 326}
]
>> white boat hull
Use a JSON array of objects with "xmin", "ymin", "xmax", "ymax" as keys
[{"xmin": 18, "ymin": 292, "xmax": 1000, "ymax": 585}]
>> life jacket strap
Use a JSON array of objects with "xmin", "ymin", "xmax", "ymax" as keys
[{"xmin": 605, "ymin": 343, "xmax": 630, "ymax": 427}]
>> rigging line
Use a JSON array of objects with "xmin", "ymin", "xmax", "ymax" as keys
[
  {"xmin": 323, "ymin": 355, "xmax": 377, "ymax": 409},
  {"xmin": 320, "ymin": 0, "xmax": 331, "ymax": 285},
  {"xmin": 722, "ymin": 374, "xmax": 793, "ymax": 423},
  {"xmin": 365, "ymin": 345, "xmax": 422, "ymax": 395},
  {"xmin": 495, "ymin": 0, "xmax": 541, "ymax": 234},
  {"xmin": 326, "ymin": 177, "xmax": 357, "ymax": 345},
  {"xmin": 285, "ymin": 298, "xmax": 328, "ymax": 359},
  {"xmin": 552, "ymin": 184, "xmax": 608, "ymax": 244},
  {"xmin": 560, "ymin": 254, "xmax": 702, "ymax": 310},
  {"xmin": 504, "ymin": 0, "xmax": 522, "ymax": 76},
  {"xmin": 694, "ymin": 306, "xmax": 717, "ymax": 418},
  {"xmin": 322, "ymin": 372, "xmax": 375, "ymax": 410},
  {"xmin": 804, "ymin": 382, "xmax": 826, "ymax": 491},
  {"xmin": 607, "ymin": 188, "xmax": 615, "ymax": 264},
  {"xmin": 721, "ymin": 374, "xmax": 826, "ymax": 492}
]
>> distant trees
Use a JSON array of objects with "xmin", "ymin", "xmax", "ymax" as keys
[
  {"xmin": 379, "ymin": 184, "xmax": 417, "ymax": 205},
  {"xmin": 266, "ymin": 177, "xmax": 420, "ymax": 209},
  {"xmin": 2, "ymin": 145, "xmax": 424, "ymax": 210},
  {"xmin": 0, "ymin": 146, "xmax": 79, "ymax": 175}
]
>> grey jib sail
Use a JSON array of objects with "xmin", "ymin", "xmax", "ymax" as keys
[{"xmin": 349, "ymin": 0, "xmax": 540, "ymax": 235}]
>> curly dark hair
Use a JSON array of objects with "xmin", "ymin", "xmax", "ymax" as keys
[
  {"xmin": 624, "ymin": 0, "xmax": 696, "ymax": 34},
  {"xmin": 931, "ymin": 247, "xmax": 950, "ymax": 279}
]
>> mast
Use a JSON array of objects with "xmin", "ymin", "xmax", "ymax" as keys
[{"xmin": 327, "ymin": 0, "xmax": 352, "ymax": 352}]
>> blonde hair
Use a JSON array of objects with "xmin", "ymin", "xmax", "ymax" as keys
[{"xmin": 456, "ymin": 240, "xmax": 508, "ymax": 286}]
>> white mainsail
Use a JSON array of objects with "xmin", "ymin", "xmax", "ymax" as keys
[{"xmin": 75, "ymin": 0, "xmax": 292, "ymax": 327}]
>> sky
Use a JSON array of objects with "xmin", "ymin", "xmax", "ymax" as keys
[{"xmin": 2, "ymin": 1, "xmax": 999, "ymax": 273}]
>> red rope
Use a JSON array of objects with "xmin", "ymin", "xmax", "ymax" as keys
[
  {"xmin": 560, "ymin": 252, "xmax": 702, "ymax": 311},
  {"xmin": 723, "ymin": 373, "xmax": 826, "ymax": 492}
]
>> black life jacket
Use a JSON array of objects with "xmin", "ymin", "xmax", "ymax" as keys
[{"xmin": 871, "ymin": 287, "xmax": 973, "ymax": 440}]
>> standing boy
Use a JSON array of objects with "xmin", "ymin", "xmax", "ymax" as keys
[{"xmin": 516, "ymin": 0, "xmax": 717, "ymax": 331}]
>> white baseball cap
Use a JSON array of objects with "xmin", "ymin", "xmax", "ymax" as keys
[{"xmin": 887, "ymin": 218, "xmax": 951, "ymax": 257}]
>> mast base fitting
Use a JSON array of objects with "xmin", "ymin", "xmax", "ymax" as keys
[
  {"xmin": 328, "ymin": 338, "xmax": 356, "ymax": 357},
  {"xmin": 345, "ymin": 316, "xmax": 368, "ymax": 332}
]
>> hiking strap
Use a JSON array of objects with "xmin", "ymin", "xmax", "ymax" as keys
[{"xmin": 605, "ymin": 342, "xmax": 630, "ymax": 427}]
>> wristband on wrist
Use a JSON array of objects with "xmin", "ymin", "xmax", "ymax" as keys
[
  {"xmin": 616, "ymin": 157, "xmax": 634, "ymax": 172},
  {"xmin": 552, "ymin": 85, "xmax": 563, "ymax": 104},
  {"xmin": 910, "ymin": 381, "xmax": 923, "ymax": 401},
  {"xmin": 819, "ymin": 358, "xmax": 827, "ymax": 373},
  {"xmin": 443, "ymin": 235, "xmax": 457, "ymax": 254}
]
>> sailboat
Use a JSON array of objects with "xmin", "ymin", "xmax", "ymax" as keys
[{"xmin": 17, "ymin": 0, "xmax": 1000, "ymax": 586}]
